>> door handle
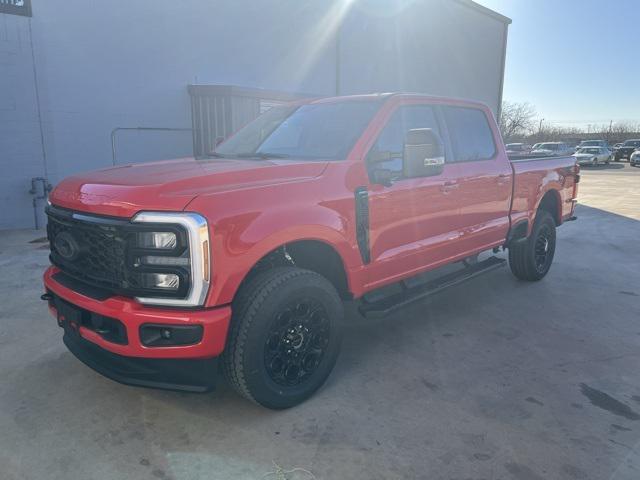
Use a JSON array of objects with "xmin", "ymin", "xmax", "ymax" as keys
[
  {"xmin": 496, "ymin": 173, "xmax": 510, "ymax": 185},
  {"xmin": 440, "ymin": 180, "xmax": 459, "ymax": 193}
]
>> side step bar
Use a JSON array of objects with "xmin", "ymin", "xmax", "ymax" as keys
[{"xmin": 358, "ymin": 256, "xmax": 506, "ymax": 319}]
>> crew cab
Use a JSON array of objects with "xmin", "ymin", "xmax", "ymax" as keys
[
  {"xmin": 615, "ymin": 139, "xmax": 640, "ymax": 161},
  {"xmin": 42, "ymin": 93, "xmax": 579, "ymax": 408}
]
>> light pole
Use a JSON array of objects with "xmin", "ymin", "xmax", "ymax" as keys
[{"xmin": 538, "ymin": 118, "xmax": 545, "ymax": 141}]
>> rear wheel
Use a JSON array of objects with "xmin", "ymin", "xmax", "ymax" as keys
[
  {"xmin": 508, "ymin": 210, "xmax": 556, "ymax": 281},
  {"xmin": 223, "ymin": 267, "xmax": 343, "ymax": 409}
]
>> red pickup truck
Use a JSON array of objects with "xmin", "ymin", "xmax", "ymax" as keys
[{"xmin": 43, "ymin": 93, "xmax": 578, "ymax": 408}]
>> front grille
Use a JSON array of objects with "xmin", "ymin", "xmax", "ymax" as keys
[
  {"xmin": 47, "ymin": 207, "xmax": 136, "ymax": 292},
  {"xmin": 46, "ymin": 205, "xmax": 192, "ymax": 300}
]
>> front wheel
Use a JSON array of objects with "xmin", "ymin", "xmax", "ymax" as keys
[
  {"xmin": 223, "ymin": 267, "xmax": 343, "ymax": 409},
  {"xmin": 508, "ymin": 210, "xmax": 556, "ymax": 281}
]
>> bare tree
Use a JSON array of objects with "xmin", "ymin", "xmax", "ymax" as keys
[
  {"xmin": 609, "ymin": 122, "xmax": 640, "ymax": 144},
  {"xmin": 500, "ymin": 99, "xmax": 640, "ymax": 144},
  {"xmin": 499, "ymin": 101, "xmax": 536, "ymax": 142}
]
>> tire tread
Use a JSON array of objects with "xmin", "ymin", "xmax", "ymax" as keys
[
  {"xmin": 508, "ymin": 210, "xmax": 555, "ymax": 281},
  {"xmin": 222, "ymin": 267, "xmax": 339, "ymax": 407}
]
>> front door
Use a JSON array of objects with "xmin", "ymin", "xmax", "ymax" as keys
[{"xmin": 363, "ymin": 102, "xmax": 463, "ymax": 290}]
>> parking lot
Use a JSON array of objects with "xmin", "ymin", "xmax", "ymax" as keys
[{"xmin": 1, "ymin": 164, "xmax": 639, "ymax": 480}]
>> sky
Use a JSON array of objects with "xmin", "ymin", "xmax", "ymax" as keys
[{"xmin": 477, "ymin": 0, "xmax": 640, "ymax": 129}]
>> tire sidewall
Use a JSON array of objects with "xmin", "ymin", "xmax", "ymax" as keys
[{"xmin": 240, "ymin": 273, "xmax": 343, "ymax": 408}]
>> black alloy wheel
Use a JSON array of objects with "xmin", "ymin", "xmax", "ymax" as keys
[
  {"xmin": 264, "ymin": 298, "xmax": 331, "ymax": 387},
  {"xmin": 533, "ymin": 223, "xmax": 554, "ymax": 274},
  {"xmin": 223, "ymin": 267, "xmax": 343, "ymax": 409}
]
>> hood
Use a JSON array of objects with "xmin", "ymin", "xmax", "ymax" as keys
[{"xmin": 50, "ymin": 157, "xmax": 329, "ymax": 218}]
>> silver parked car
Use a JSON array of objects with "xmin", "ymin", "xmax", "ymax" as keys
[
  {"xmin": 572, "ymin": 147, "xmax": 611, "ymax": 166},
  {"xmin": 531, "ymin": 142, "xmax": 574, "ymax": 157},
  {"xmin": 505, "ymin": 143, "xmax": 532, "ymax": 155},
  {"xmin": 576, "ymin": 139, "xmax": 611, "ymax": 153}
]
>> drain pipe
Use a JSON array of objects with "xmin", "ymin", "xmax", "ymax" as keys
[{"xmin": 29, "ymin": 177, "xmax": 52, "ymax": 229}]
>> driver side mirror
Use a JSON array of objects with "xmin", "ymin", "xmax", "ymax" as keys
[{"xmin": 403, "ymin": 128, "xmax": 445, "ymax": 178}]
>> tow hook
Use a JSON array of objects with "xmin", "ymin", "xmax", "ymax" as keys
[{"xmin": 41, "ymin": 293, "xmax": 53, "ymax": 302}]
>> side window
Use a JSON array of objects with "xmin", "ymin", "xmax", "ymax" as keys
[
  {"xmin": 443, "ymin": 106, "xmax": 496, "ymax": 162},
  {"xmin": 367, "ymin": 105, "xmax": 440, "ymax": 176}
]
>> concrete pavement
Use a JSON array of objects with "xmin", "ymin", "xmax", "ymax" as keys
[{"xmin": 1, "ymin": 164, "xmax": 639, "ymax": 480}]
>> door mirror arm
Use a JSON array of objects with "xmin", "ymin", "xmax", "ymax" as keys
[{"xmin": 372, "ymin": 168, "xmax": 394, "ymax": 187}]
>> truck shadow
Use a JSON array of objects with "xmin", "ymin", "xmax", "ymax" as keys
[
  {"xmin": 580, "ymin": 162, "xmax": 625, "ymax": 170},
  {"xmin": 334, "ymin": 203, "xmax": 640, "ymax": 383}
]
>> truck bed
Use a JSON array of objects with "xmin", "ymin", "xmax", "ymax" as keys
[{"xmin": 509, "ymin": 155, "xmax": 578, "ymax": 232}]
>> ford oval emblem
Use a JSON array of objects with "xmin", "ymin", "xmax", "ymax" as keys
[{"xmin": 54, "ymin": 232, "xmax": 81, "ymax": 261}]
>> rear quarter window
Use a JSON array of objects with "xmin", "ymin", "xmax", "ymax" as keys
[{"xmin": 443, "ymin": 106, "xmax": 496, "ymax": 162}]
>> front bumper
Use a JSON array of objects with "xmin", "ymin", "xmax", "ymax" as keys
[
  {"xmin": 62, "ymin": 330, "xmax": 219, "ymax": 392},
  {"xmin": 615, "ymin": 150, "xmax": 633, "ymax": 160},
  {"xmin": 44, "ymin": 266, "xmax": 232, "ymax": 392},
  {"xmin": 575, "ymin": 158, "xmax": 597, "ymax": 165}
]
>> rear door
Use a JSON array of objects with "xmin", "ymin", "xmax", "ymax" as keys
[{"xmin": 440, "ymin": 105, "xmax": 512, "ymax": 255}]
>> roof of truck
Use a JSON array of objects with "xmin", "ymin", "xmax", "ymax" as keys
[{"xmin": 306, "ymin": 92, "xmax": 490, "ymax": 110}]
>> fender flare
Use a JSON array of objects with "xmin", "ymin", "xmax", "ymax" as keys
[
  {"xmin": 209, "ymin": 220, "xmax": 360, "ymax": 307},
  {"xmin": 528, "ymin": 187, "xmax": 562, "ymax": 236}
]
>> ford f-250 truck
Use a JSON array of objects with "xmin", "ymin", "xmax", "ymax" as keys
[{"xmin": 42, "ymin": 93, "xmax": 579, "ymax": 409}]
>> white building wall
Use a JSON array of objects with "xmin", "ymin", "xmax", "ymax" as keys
[
  {"xmin": 340, "ymin": 0, "xmax": 507, "ymax": 115},
  {"xmin": 0, "ymin": 0, "xmax": 508, "ymax": 229},
  {"xmin": 0, "ymin": 12, "xmax": 47, "ymax": 229}
]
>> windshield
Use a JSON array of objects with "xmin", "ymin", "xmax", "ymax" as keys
[
  {"xmin": 623, "ymin": 140, "xmax": 640, "ymax": 147},
  {"xmin": 577, "ymin": 148, "xmax": 599, "ymax": 154},
  {"xmin": 537, "ymin": 143, "xmax": 559, "ymax": 150},
  {"xmin": 506, "ymin": 144, "xmax": 524, "ymax": 150},
  {"xmin": 580, "ymin": 141, "xmax": 601, "ymax": 146},
  {"xmin": 214, "ymin": 101, "xmax": 382, "ymax": 160}
]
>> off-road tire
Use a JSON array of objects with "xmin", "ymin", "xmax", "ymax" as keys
[
  {"xmin": 508, "ymin": 210, "xmax": 556, "ymax": 281},
  {"xmin": 222, "ymin": 267, "xmax": 343, "ymax": 409}
]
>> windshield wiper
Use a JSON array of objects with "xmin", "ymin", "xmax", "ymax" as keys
[{"xmin": 227, "ymin": 152, "xmax": 291, "ymax": 160}]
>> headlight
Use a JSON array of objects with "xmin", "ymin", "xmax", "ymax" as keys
[
  {"xmin": 131, "ymin": 212, "xmax": 210, "ymax": 307},
  {"xmin": 141, "ymin": 273, "xmax": 181, "ymax": 290},
  {"xmin": 137, "ymin": 231, "xmax": 177, "ymax": 249}
]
